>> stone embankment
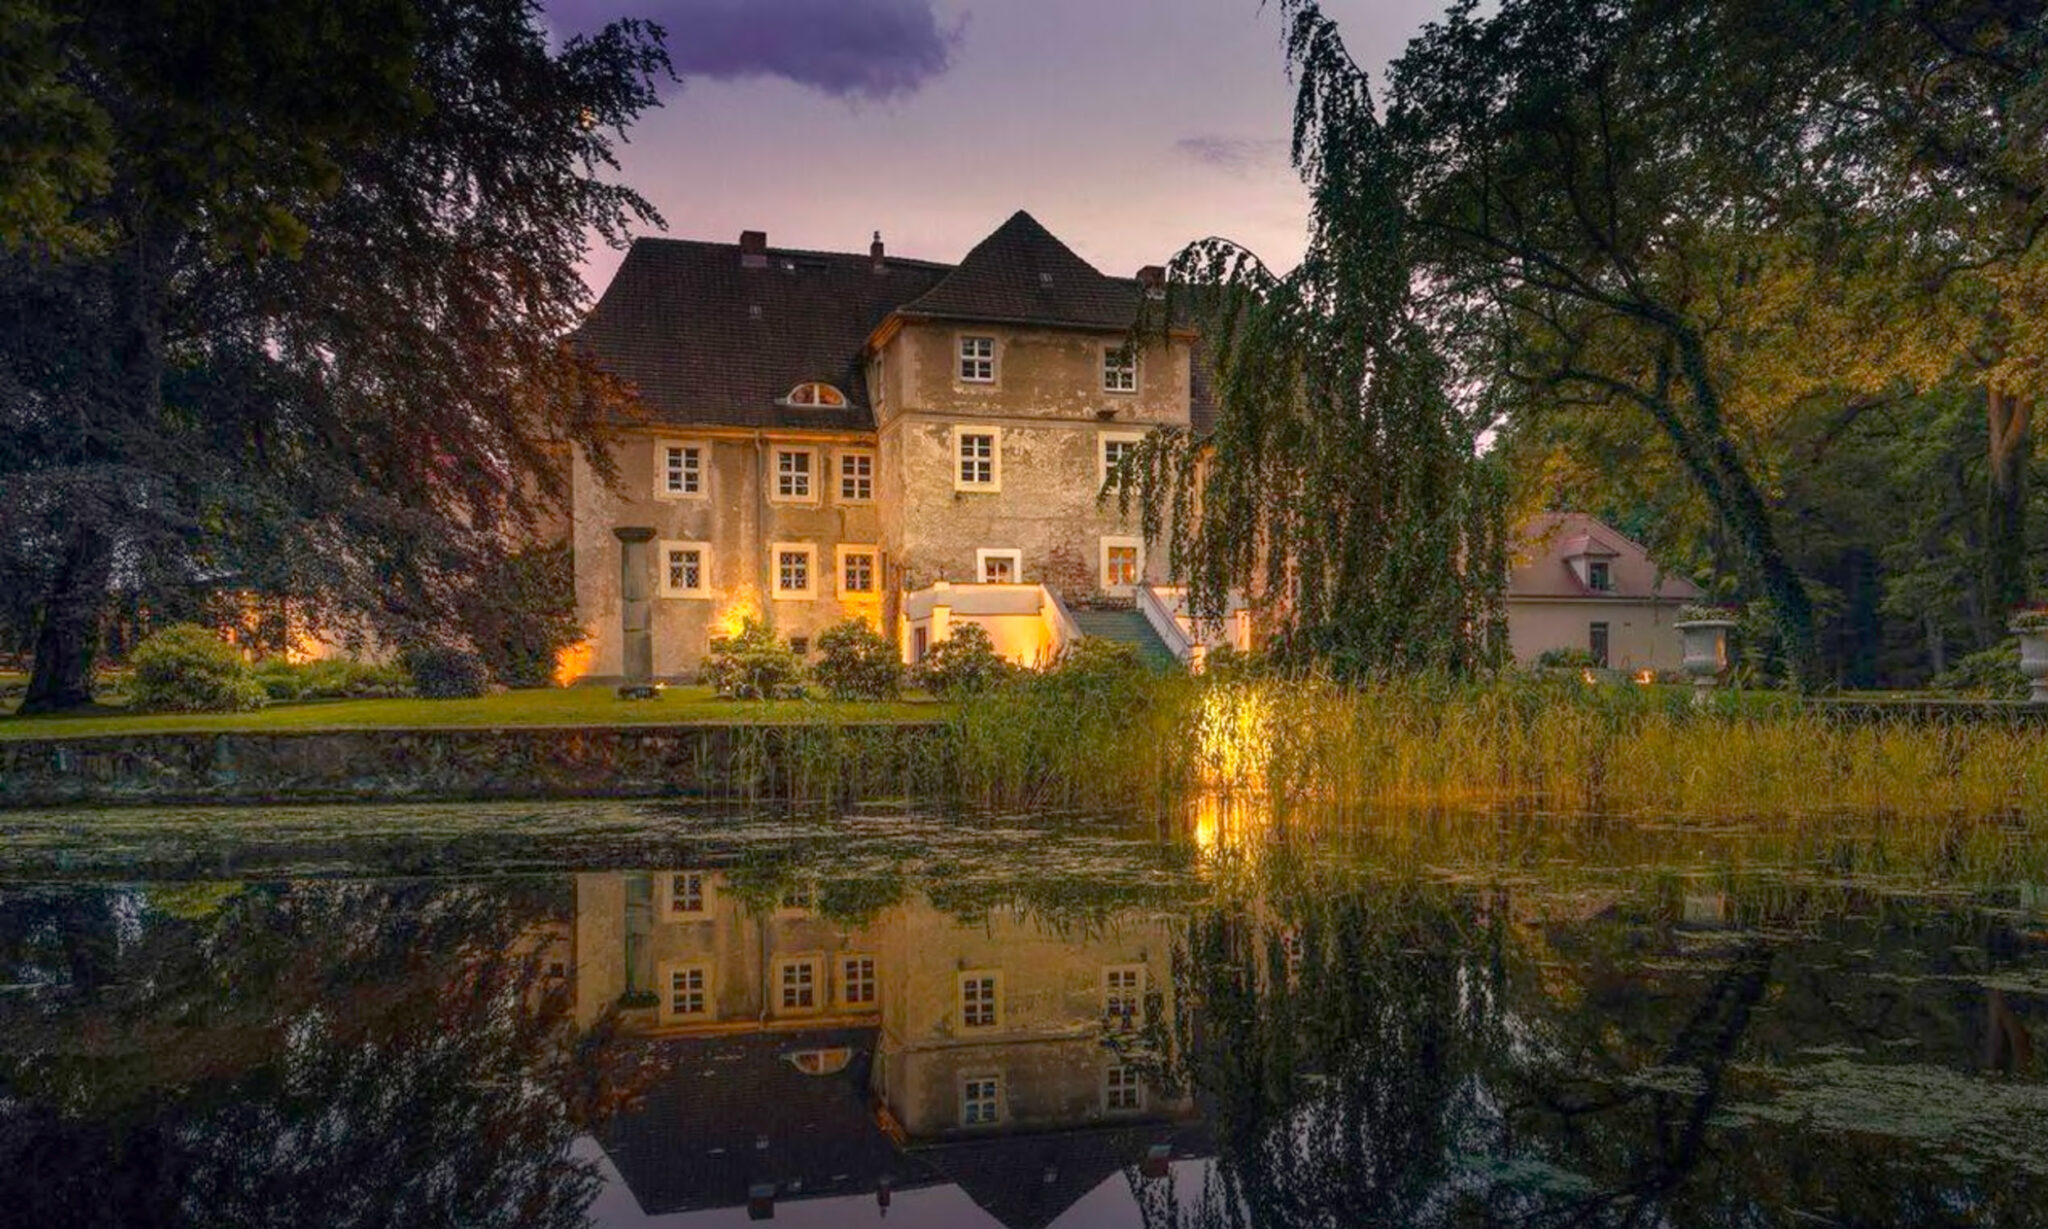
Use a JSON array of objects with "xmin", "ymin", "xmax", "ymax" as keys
[{"xmin": 0, "ymin": 723, "xmax": 947, "ymax": 808}]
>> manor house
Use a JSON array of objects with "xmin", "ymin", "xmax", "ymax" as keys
[{"xmin": 566, "ymin": 212, "xmax": 1696, "ymax": 680}]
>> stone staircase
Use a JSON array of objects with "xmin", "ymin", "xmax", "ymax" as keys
[{"xmin": 1067, "ymin": 607, "xmax": 1181, "ymax": 670}]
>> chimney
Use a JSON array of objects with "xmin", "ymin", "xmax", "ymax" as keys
[
  {"xmin": 739, "ymin": 230, "xmax": 768, "ymax": 269},
  {"xmin": 870, "ymin": 230, "xmax": 886, "ymax": 272},
  {"xmin": 1136, "ymin": 265, "xmax": 1166, "ymax": 298}
]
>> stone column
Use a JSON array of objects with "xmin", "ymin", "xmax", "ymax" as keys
[{"xmin": 615, "ymin": 527, "xmax": 656, "ymax": 685}]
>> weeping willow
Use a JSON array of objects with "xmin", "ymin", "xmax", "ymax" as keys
[{"xmin": 1117, "ymin": 5, "xmax": 1506, "ymax": 675}]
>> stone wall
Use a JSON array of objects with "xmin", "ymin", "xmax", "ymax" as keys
[{"xmin": 0, "ymin": 723, "xmax": 947, "ymax": 809}]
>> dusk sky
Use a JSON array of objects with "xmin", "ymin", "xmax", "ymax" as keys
[{"xmin": 549, "ymin": 0, "xmax": 1448, "ymax": 297}]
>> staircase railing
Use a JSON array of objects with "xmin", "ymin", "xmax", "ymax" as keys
[
  {"xmin": 1136, "ymin": 584, "xmax": 1199, "ymax": 665},
  {"xmin": 1039, "ymin": 585, "xmax": 1085, "ymax": 660}
]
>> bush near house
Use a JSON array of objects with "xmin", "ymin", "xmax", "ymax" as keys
[
  {"xmin": 458, "ymin": 545, "xmax": 584, "ymax": 688},
  {"xmin": 252, "ymin": 658, "xmax": 412, "ymax": 702},
  {"xmin": 703, "ymin": 618, "xmax": 805, "ymax": 699},
  {"xmin": 129, "ymin": 624, "xmax": 268, "ymax": 712},
  {"xmin": 401, "ymin": 644, "xmax": 493, "ymax": 699},
  {"xmin": 812, "ymin": 618, "xmax": 900, "ymax": 701},
  {"xmin": 1929, "ymin": 640, "xmax": 2027, "ymax": 700},
  {"xmin": 914, "ymin": 623, "xmax": 1011, "ymax": 697},
  {"xmin": 1535, "ymin": 646, "xmax": 1600, "ymax": 669}
]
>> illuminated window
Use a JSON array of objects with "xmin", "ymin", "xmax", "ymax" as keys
[
  {"xmin": 1104, "ymin": 1063, "xmax": 1144, "ymax": 1112},
  {"xmin": 839, "ymin": 547, "xmax": 877, "ymax": 595},
  {"xmin": 778, "ymin": 957, "xmax": 820, "ymax": 1012},
  {"xmin": 774, "ymin": 449, "xmax": 814, "ymax": 500},
  {"xmin": 955, "ymin": 428, "xmax": 999, "ymax": 489},
  {"xmin": 958, "ymin": 335, "xmax": 995, "ymax": 382},
  {"xmin": 1102, "ymin": 345, "xmax": 1137, "ymax": 393},
  {"xmin": 1101, "ymin": 537, "xmax": 1142, "ymax": 590},
  {"xmin": 658, "ymin": 442, "xmax": 704, "ymax": 497},
  {"xmin": 977, "ymin": 548, "xmax": 1021, "ymax": 584},
  {"xmin": 960, "ymin": 971, "xmax": 1000, "ymax": 1029},
  {"xmin": 784, "ymin": 381, "xmax": 847, "ymax": 407},
  {"xmin": 771, "ymin": 543, "xmax": 816, "ymax": 599},
  {"xmin": 658, "ymin": 542, "xmax": 711, "ymax": 598},
  {"xmin": 961, "ymin": 1074, "xmax": 1002, "ymax": 1126},
  {"xmin": 1103, "ymin": 965, "xmax": 1144, "ymax": 1027},
  {"xmin": 839, "ymin": 451, "xmax": 874, "ymax": 501},
  {"xmin": 663, "ymin": 964, "xmax": 710, "ymax": 1019},
  {"xmin": 671, "ymin": 872, "xmax": 704, "ymax": 915},
  {"xmin": 841, "ymin": 955, "xmax": 877, "ymax": 1006}
]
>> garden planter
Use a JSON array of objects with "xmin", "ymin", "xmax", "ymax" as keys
[
  {"xmin": 2013, "ymin": 626, "xmax": 2048, "ymax": 704},
  {"xmin": 1675, "ymin": 619, "xmax": 1736, "ymax": 698}
]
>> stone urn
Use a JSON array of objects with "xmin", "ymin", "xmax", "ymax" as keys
[
  {"xmin": 2012, "ymin": 622, "xmax": 2048, "ymax": 704},
  {"xmin": 1674, "ymin": 619, "xmax": 1736, "ymax": 698}
]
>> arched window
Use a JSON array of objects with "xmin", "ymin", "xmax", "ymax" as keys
[{"xmin": 785, "ymin": 381, "xmax": 847, "ymax": 407}]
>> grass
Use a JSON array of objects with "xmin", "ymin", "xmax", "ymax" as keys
[{"xmin": 0, "ymin": 681, "xmax": 944, "ymax": 739}]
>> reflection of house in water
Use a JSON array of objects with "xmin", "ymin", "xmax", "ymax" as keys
[{"xmin": 571, "ymin": 871, "xmax": 1207, "ymax": 1226}]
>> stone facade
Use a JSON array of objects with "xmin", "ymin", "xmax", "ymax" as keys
[{"xmin": 566, "ymin": 212, "xmax": 1195, "ymax": 683}]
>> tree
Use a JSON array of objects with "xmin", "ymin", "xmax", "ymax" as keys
[
  {"xmin": 0, "ymin": 0, "xmax": 666, "ymax": 711},
  {"xmin": 1118, "ymin": 8, "xmax": 1507, "ymax": 675}
]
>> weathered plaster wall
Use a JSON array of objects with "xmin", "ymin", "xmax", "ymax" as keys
[
  {"xmin": 1506, "ymin": 598, "xmax": 1683, "ymax": 670},
  {"xmin": 876, "ymin": 322, "xmax": 1191, "ymax": 593},
  {"xmin": 574, "ymin": 429, "xmax": 884, "ymax": 681}
]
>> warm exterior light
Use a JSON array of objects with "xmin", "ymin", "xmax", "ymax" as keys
[
  {"xmin": 1635, "ymin": 669, "xmax": 1654, "ymax": 685},
  {"xmin": 552, "ymin": 637, "xmax": 594, "ymax": 686}
]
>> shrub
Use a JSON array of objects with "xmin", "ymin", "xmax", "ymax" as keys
[
  {"xmin": 915, "ymin": 622, "xmax": 1011, "ymax": 697},
  {"xmin": 401, "ymin": 643, "xmax": 492, "ymax": 699},
  {"xmin": 253, "ymin": 657, "xmax": 412, "ymax": 701},
  {"xmin": 703, "ymin": 618, "xmax": 804, "ymax": 698},
  {"xmin": 1535, "ymin": 646, "xmax": 1599, "ymax": 669},
  {"xmin": 812, "ymin": 618, "xmax": 900, "ymax": 700},
  {"xmin": 2014, "ymin": 606, "xmax": 2048, "ymax": 633},
  {"xmin": 128, "ymin": 624, "xmax": 266, "ymax": 712},
  {"xmin": 1929, "ymin": 640, "xmax": 2027, "ymax": 700},
  {"xmin": 457, "ymin": 545, "xmax": 584, "ymax": 688}
]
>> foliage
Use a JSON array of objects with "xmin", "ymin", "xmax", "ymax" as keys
[
  {"xmin": 401, "ymin": 643, "xmax": 491, "ymax": 700},
  {"xmin": 252, "ymin": 657, "xmax": 411, "ymax": 701},
  {"xmin": 1929, "ymin": 642, "xmax": 2029, "ymax": 701},
  {"xmin": 811, "ymin": 618, "xmax": 900, "ymax": 701},
  {"xmin": 703, "ymin": 618, "xmax": 804, "ymax": 699},
  {"xmin": 1121, "ymin": 16, "xmax": 1507, "ymax": 672},
  {"xmin": 128, "ymin": 624, "xmax": 266, "ymax": 712},
  {"xmin": 457, "ymin": 545, "xmax": 583, "ymax": 689},
  {"xmin": 2, "ymin": 0, "xmax": 670, "ymax": 712},
  {"xmin": 1534, "ymin": 646, "xmax": 1599, "ymax": 669},
  {"xmin": 913, "ymin": 623, "xmax": 1011, "ymax": 697},
  {"xmin": 2014, "ymin": 609, "xmax": 2048, "ymax": 634}
]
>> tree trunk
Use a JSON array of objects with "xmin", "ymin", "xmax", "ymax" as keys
[
  {"xmin": 19, "ymin": 528, "xmax": 112, "ymax": 713},
  {"xmin": 1986, "ymin": 384, "xmax": 2033, "ymax": 618}
]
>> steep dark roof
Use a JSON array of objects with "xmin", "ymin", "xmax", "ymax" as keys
[
  {"xmin": 914, "ymin": 1121, "xmax": 1212, "ymax": 1229},
  {"xmin": 573, "ymin": 238, "xmax": 950, "ymax": 431},
  {"xmin": 898, "ymin": 211, "xmax": 1145, "ymax": 330}
]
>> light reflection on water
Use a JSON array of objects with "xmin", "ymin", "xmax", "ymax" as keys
[{"xmin": 0, "ymin": 801, "xmax": 2043, "ymax": 1227}]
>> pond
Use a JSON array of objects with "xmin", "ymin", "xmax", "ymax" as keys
[{"xmin": 1, "ymin": 801, "xmax": 2044, "ymax": 1227}]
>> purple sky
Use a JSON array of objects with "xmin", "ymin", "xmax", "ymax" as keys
[{"xmin": 548, "ymin": 0, "xmax": 1449, "ymax": 298}]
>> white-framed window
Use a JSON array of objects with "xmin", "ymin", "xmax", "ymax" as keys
[
  {"xmin": 838, "ymin": 449, "xmax": 875, "ymax": 502},
  {"xmin": 1099, "ymin": 431, "xmax": 1143, "ymax": 487},
  {"xmin": 655, "ymin": 439, "xmax": 706, "ymax": 498},
  {"xmin": 1103, "ymin": 1063, "xmax": 1145, "ymax": 1112},
  {"xmin": 770, "ymin": 542, "xmax": 816, "ymax": 599},
  {"xmin": 840, "ymin": 955, "xmax": 878, "ymax": 1006},
  {"xmin": 779, "ymin": 882, "xmax": 816, "ymax": 914},
  {"xmin": 954, "ymin": 426, "xmax": 1001, "ymax": 491},
  {"xmin": 976, "ymin": 548, "xmax": 1022, "ymax": 585},
  {"xmin": 961, "ymin": 1074, "xmax": 1002, "ymax": 1126},
  {"xmin": 782, "ymin": 381, "xmax": 847, "ymax": 407},
  {"xmin": 1100, "ymin": 536, "xmax": 1143, "ymax": 591},
  {"xmin": 771, "ymin": 447, "xmax": 816, "ymax": 502},
  {"xmin": 1103, "ymin": 965, "xmax": 1144, "ymax": 1027},
  {"xmin": 660, "ymin": 962, "xmax": 712, "ymax": 1021},
  {"xmin": 1102, "ymin": 344, "xmax": 1138, "ymax": 393},
  {"xmin": 838, "ymin": 545, "xmax": 878, "ymax": 596},
  {"xmin": 657, "ymin": 540, "xmax": 712, "ymax": 599},
  {"xmin": 958, "ymin": 335, "xmax": 996, "ymax": 383},
  {"xmin": 959, "ymin": 970, "xmax": 1001, "ymax": 1030},
  {"xmin": 777, "ymin": 956, "xmax": 822, "ymax": 1013},
  {"xmin": 660, "ymin": 871, "xmax": 709, "ymax": 920}
]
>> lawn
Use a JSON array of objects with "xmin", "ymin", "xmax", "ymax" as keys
[{"xmin": 0, "ymin": 678, "xmax": 946, "ymax": 740}]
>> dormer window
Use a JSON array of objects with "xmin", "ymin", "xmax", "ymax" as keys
[
  {"xmin": 1588, "ymin": 560, "xmax": 1612, "ymax": 591},
  {"xmin": 783, "ymin": 381, "xmax": 847, "ymax": 407}
]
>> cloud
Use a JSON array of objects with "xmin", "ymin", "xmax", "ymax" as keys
[
  {"xmin": 1174, "ymin": 135, "xmax": 1290, "ymax": 176},
  {"xmin": 552, "ymin": 0, "xmax": 963, "ymax": 100}
]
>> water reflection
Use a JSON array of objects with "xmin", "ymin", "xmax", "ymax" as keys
[{"xmin": 0, "ymin": 809, "xmax": 2042, "ymax": 1227}]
